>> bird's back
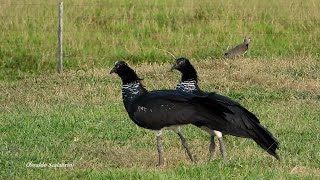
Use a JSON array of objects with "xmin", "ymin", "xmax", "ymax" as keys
[
  {"xmin": 225, "ymin": 37, "xmax": 250, "ymax": 58},
  {"xmin": 129, "ymin": 90, "xmax": 231, "ymax": 130}
]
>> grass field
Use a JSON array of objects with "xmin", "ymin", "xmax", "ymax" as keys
[
  {"xmin": 1, "ymin": 0, "xmax": 320, "ymax": 179},
  {"xmin": 1, "ymin": 58, "xmax": 319, "ymax": 179},
  {"xmin": 0, "ymin": 0, "xmax": 319, "ymax": 80}
]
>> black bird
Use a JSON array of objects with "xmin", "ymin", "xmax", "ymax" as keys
[
  {"xmin": 110, "ymin": 61, "xmax": 239, "ymax": 166},
  {"xmin": 171, "ymin": 57, "xmax": 280, "ymax": 161}
]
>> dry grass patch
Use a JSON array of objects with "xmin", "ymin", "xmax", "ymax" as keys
[
  {"xmin": 1, "ymin": 57, "xmax": 318, "ymax": 113},
  {"xmin": 290, "ymin": 166, "xmax": 320, "ymax": 177}
]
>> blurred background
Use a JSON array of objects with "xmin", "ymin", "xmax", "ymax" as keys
[{"xmin": 0, "ymin": 0, "xmax": 319, "ymax": 80}]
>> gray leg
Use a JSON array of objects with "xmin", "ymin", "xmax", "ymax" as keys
[
  {"xmin": 203, "ymin": 128, "xmax": 226, "ymax": 162},
  {"xmin": 217, "ymin": 136, "xmax": 226, "ymax": 161},
  {"xmin": 156, "ymin": 131, "xmax": 164, "ymax": 166},
  {"xmin": 213, "ymin": 130, "xmax": 226, "ymax": 161},
  {"xmin": 208, "ymin": 135, "xmax": 216, "ymax": 161},
  {"xmin": 177, "ymin": 131, "xmax": 194, "ymax": 162}
]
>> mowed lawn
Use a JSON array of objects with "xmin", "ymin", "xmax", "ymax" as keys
[{"xmin": 1, "ymin": 58, "xmax": 319, "ymax": 179}]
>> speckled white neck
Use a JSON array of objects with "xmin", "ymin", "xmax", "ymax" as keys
[
  {"xmin": 122, "ymin": 81, "xmax": 144, "ymax": 100},
  {"xmin": 176, "ymin": 80, "xmax": 198, "ymax": 93}
]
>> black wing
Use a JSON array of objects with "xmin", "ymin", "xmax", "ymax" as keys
[
  {"xmin": 130, "ymin": 90, "xmax": 279, "ymax": 159},
  {"xmin": 199, "ymin": 91, "xmax": 279, "ymax": 159},
  {"xmin": 131, "ymin": 90, "xmax": 231, "ymax": 130}
]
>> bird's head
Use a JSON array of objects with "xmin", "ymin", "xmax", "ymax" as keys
[
  {"xmin": 171, "ymin": 57, "xmax": 193, "ymax": 72},
  {"xmin": 171, "ymin": 57, "xmax": 198, "ymax": 81},
  {"xmin": 110, "ymin": 61, "xmax": 142, "ymax": 84},
  {"xmin": 243, "ymin": 36, "xmax": 251, "ymax": 45}
]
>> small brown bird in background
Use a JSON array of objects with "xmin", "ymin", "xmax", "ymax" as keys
[{"xmin": 224, "ymin": 37, "xmax": 251, "ymax": 58}]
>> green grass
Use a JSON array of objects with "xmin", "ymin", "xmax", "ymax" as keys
[
  {"xmin": 1, "ymin": 58, "xmax": 319, "ymax": 179},
  {"xmin": 1, "ymin": 0, "xmax": 320, "ymax": 179},
  {"xmin": 0, "ymin": 0, "xmax": 320, "ymax": 80}
]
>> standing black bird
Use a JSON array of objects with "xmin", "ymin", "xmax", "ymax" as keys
[
  {"xmin": 171, "ymin": 57, "xmax": 280, "ymax": 161},
  {"xmin": 110, "ymin": 61, "xmax": 235, "ymax": 166}
]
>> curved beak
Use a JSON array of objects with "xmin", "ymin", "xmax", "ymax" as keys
[{"xmin": 110, "ymin": 67, "xmax": 116, "ymax": 74}]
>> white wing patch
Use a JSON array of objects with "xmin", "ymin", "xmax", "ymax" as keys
[
  {"xmin": 137, "ymin": 105, "xmax": 172, "ymax": 113},
  {"xmin": 160, "ymin": 104, "xmax": 173, "ymax": 111},
  {"xmin": 137, "ymin": 106, "xmax": 147, "ymax": 112}
]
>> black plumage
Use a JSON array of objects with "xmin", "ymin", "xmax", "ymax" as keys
[
  {"xmin": 171, "ymin": 57, "xmax": 280, "ymax": 160},
  {"xmin": 110, "ymin": 61, "xmax": 238, "ymax": 166}
]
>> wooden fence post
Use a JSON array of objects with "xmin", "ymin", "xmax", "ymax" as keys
[{"xmin": 58, "ymin": 2, "xmax": 63, "ymax": 73}]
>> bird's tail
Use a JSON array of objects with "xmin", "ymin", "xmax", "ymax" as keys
[
  {"xmin": 229, "ymin": 107, "xmax": 279, "ymax": 159},
  {"xmin": 215, "ymin": 96, "xmax": 280, "ymax": 160},
  {"xmin": 193, "ymin": 94, "xmax": 280, "ymax": 159},
  {"xmin": 235, "ymin": 107, "xmax": 280, "ymax": 160},
  {"xmin": 249, "ymin": 121, "xmax": 280, "ymax": 160}
]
